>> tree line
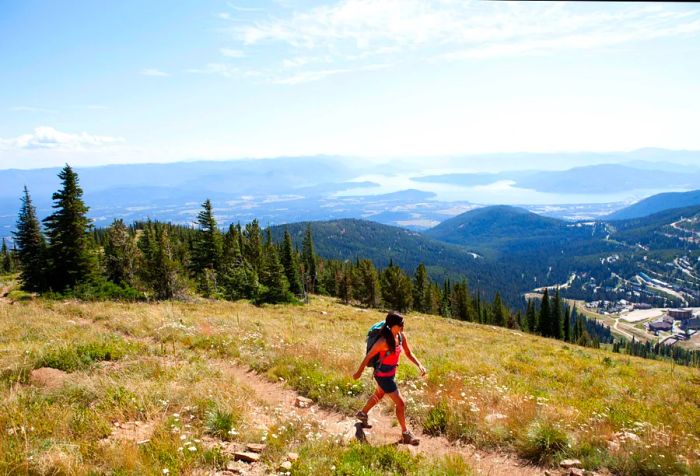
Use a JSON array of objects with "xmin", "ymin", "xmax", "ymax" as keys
[{"xmin": 9, "ymin": 165, "xmax": 699, "ymax": 367}]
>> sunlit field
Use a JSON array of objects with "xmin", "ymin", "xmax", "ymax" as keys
[{"xmin": 1, "ymin": 286, "xmax": 698, "ymax": 475}]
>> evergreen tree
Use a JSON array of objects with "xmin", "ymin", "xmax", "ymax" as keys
[
  {"xmin": 192, "ymin": 199, "xmax": 223, "ymax": 274},
  {"xmin": 258, "ymin": 234, "xmax": 290, "ymax": 303},
  {"xmin": 538, "ymin": 288, "xmax": 551, "ymax": 336},
  {"xmin": 381, "ymin": 263, "xmax": 413, "ymax": 312},
  {"xmin": 43, "ymin": 165, "xmax": 96, "ymax": 291},
  {"xmin": 440, "ymin": 280, "xmax": 452, "ymax": 317},
  {"xmin": 412, "ymin": 263, "xmax": 430, "ymax": 313},
  {"xmin": 356, "ymin": 259, "xmax": 381, "ymax": 307},
  {"xmin": 221, "ymin": 224, "xmax": 242, "ymax": 269},
  {"xmin": 452, "ymin": 280, "xmax": 472, "ymax": 321},
  {"xmin": 492, "ymin": 292, "xmax": 506, "ymax": 327},
  {"xmin": 301, "ymin": 224, "xmax": 317, "ymax": 294},
  {"xmin": 104, "ymin": 218, "xmax": 137, "ymax": 286},
  {"xmin": 280, "ymin": 228, "xmax": 303, "ymax": 295},
  {"xmin": 563, "ymin": 305, "xmax": 571, "ymax": 342},
  {"xmin": 525, "ymin": 299, "xmax": 537, "ymax": 332},
  {"xmin": 243, "ymin": 219, "xmax": 263, "ymax": 272},
  {"xmin": 427, "ymin": 282, "xmax": 442, "ymax": 315},
  {"xmin": 13, "ymin": 187, "xmax": 46, "ymax": 291},
  {"xmin": 338, "ymin": 262, "xmax": 354, "ymax": 304},
  {"xmin": 138, "ymin": 222, "xmax": 183, "ymax": 299},
  {"xmin": 552, "ymin": 288, "xmax": 563, "ymax": 339},
  {"xmin": 1, "ymin": 238, "xmax": 12, "ymax": 274}
]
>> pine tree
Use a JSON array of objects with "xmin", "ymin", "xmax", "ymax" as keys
[
  {"xmin": 552, "ymin": 288, "xmax": 563, "ymax": 339},
  {"xmin": 13, "ymin": 187, "xmax": 46, "ymax": 291},
  {"xmin": 1, "ymin": 238, "xmax": 11, "ymax": 274},
  {"xmin": 222, "ymin": 224, "xmax": 242, "ymax": 269},
  {"xmin": 338, "ymin": 262, "xmax": 354, "ymax": 304},
  {"xmin": 427, "ymin": 282, "xmax": 442, "ymax": 315},
  {"xmin": 452, "ymin": 280, "xmax": 472, "ymax": 321},
  {"xmin": 538, "ymin": 288, "xmax": 551, "ymax": 336},
  {"xmin": 525, "ymin": 299, "xmax": 536, "ymax": 332},
  {"xmin": 492, "ymin": 292, "xmax": 506, "ymax": 327},
  {"xmin": 138, "ymin": 222, "xmax": 183, "ymax": 299},
  {"xmin": 104, "ymin": 218, "xmax": 137, "ymax": 285},
  {"xmin": 381, "ymin": 263, "xmax": 413, "ymax": 312},
  {"xmin": 258, "ymin": 232, "xmax": 290, "ymax": 303},
  {"xmin": 280, "ymin": 228, "xmax": 303, "ymax": 295},
  {"xmin": 356, "ymin": 259, "xmax": 381, "ymax": 307},
  {"xmin": 243, "ymin": 219, "xmax": 263, "ymax": 272},
  {"xmin": 440, "ymin": 280, "xmax": 452, "ymax": 317},
  {"xmin": 192, "ymin": 199, "xmax": 223, "ymax": 273},
  {"xmin": 563, "ymin": 305, "xmax": 571, "ymax": 342},
  {"xmin": 412, "ymin": 263, "xmax": 430, "ymax": 313},
  {"xmin": 301, "ymin": 224, "xmax": 317, "ymax": 294},
  {"xmin": 43, "ymin": 165, "xmax": 96, "ymax": 291}
]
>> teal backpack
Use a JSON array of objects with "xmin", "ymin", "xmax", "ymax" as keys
[{"xmin": 365, "ymin": 321, "xmax": 403, "ymax": 369}]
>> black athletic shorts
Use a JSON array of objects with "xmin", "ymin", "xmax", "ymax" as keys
[{"xmin": 374, "ymin": 374, "xmax": 398, "ymax": 393}]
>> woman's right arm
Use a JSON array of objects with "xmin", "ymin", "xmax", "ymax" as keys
[{"xmin": 353, "ymin": 340, "xmax": 385, "ymax": 380}]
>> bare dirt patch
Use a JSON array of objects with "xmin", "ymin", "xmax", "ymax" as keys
[
  {"xmin": 107, "ymin": 420, "xmax": 156, "ymax": 444},
  {"xmin": 29, "ymin": 367, "xmax": 70, "ymax": 390}
]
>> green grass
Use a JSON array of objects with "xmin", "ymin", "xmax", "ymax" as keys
[{"xmin": 1, "ymin": 295, "xmax": 698, "ymax": 474}]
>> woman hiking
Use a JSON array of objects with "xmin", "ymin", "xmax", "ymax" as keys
[{"xmin": 352, "ymin": 312, "xmax": 426, "ymax": 445}]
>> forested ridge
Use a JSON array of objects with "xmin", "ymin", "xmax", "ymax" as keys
[{"xmin": 5, "ymin": 165, "xmax": 699, "ymax": 367}]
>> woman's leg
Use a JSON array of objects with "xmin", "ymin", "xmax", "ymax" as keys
[
  {"xmin": 362, "ymin": 386, "xmax": 385, "ymax": 414},
  {"xmin": 386, "ymin": 390, "xmax": 407, "ymax": 432}
]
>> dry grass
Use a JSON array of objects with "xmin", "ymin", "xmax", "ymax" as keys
[{"xmin": 1, "ymin": 288, "xmax": 699, "ymax": 474}]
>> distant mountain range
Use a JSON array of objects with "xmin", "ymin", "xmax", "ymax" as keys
[
  {"xmin": 274, "ymin": 204, "xmax": 700, "ymax": 307},
  {"xmin": 414, "ymin": 163, "xmax": 700, "ymax": 194},
  {"xmin": 605, "ymin": 189, "xmax": 700, "ymax": 220}
]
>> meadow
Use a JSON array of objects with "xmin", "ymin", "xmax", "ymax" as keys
[{"xmin": 1, "ymin": 281, "xmax": 699, "ymax": 475}]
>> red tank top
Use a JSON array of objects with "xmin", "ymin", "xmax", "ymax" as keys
[{"xmin": 375, "ymin": 334, "xmax": 403, "ymax": 377}]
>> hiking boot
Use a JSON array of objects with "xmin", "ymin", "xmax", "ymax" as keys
[
  {"xmin": 401, "ymin": 430, "xmax": 420, "ymax": 446},
  {"xmin": 355, "ymin": 411, "xmax": 372, "ymax": 428}
]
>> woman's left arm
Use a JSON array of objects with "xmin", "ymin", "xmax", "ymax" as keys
[{"xmin": 401, "ymin": 333, "xmax": 426, "ymax": 376}]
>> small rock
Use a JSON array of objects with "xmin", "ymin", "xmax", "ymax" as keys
[
  {"xmin": 136, "ymin": 439, "xmax": 150, "ymax": 445},
  {"xmin": 287, "ymin": 452, "xmax": 299, "ymax": 461},
  {"xmin": 295, "ymin": 396, "xmax": 313, "ymax": 408},
  {"xmin": 560, "ymin": 459, "xmax": 583, "ymax": 469},
  {"xmin": 485, "ymin": 413, "xmax": 507, "ymax": 423},
  {"xmin": 233, "ymin": 451, "xmax": 260, "ymax": 463},
  {"xmin": 544, "ymin": 471, "xmax": 556, "ymax": 476},
  {"xmin": 245, "ymin": 443, "xmax": 266, "ymax": 453},
  {"xmin": 569, "ymin": 469, "xmax": 584, "ymax": 476},
  {"xmin": 281, "ymin": 461, "xmax": 293, "ymax": 470}
]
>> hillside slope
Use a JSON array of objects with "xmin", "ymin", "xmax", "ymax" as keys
[{"xmin": 1, "ymin": 295, "xmax": 698, "ymax": 474}]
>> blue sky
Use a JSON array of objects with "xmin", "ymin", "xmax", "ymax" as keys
[{"xmin": 2, "ymin": 0, "xmax": 700, "ymax": 169}]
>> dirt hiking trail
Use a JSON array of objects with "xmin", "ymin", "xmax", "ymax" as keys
[{"xmin": 220, "ymin": 362, "xmax": 543, "ymax": 475}]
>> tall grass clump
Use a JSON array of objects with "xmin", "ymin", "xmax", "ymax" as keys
[
  {"xmin": 516, "ymin": 419, "xmax": 570, "ymax": 465},
  {"xmin": 36, "ymin": 337, "xmax": 139, "ymax": 372}
]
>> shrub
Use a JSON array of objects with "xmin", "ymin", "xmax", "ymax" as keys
[
  {"xmin": 205, "ymin": 408, "xmax": 237, "ymax": 440},
  {"xmin": 516, "ymin": 420, "xmax": 570, "ymax": 465},
  {"xmin": 37, "ymin": 337, "xmax": 137, "ymax": 372}
]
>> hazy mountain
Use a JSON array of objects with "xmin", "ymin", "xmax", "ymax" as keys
[
  {"xmin": 415, "ymin": 163, "xmax": 700, "ymax": 194},
  {"xmin": 606, "ymin": 189, "xmax": 700, "ymax": 220}
]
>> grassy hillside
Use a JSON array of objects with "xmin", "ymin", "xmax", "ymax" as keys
[{"xmin": 1, "ymin": 289, "xmax": 698, "ymax": 474}]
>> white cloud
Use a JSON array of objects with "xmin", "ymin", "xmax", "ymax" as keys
[
  {"xmin": 237, "ymin": 1, "xmax": 700, "ymax": 60},
  {"xmin": 0, "ymin": 126, "xmax": 124, "ymax": 151},
  {"xmin": 220, "ymin": 48, "xmax": 246, "ymax": 58},
  {"xmin": 271, "ymin": 62, "xmax": 391, "ymax": 84},
  {"xmin": 140, "ymin": 68, "xmax": 170, "ymax": 77}
]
